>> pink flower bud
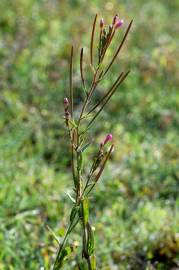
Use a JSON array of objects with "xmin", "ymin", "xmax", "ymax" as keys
[
  {"xmin": 100, "ymin": 18, "xmax": 104, "ymax": 28},
  {"xmin": 115, "ymin": 19, "xmax": 124, "ymax": 29},
  {"xmin": 64, "ymin": 97, "xmax": 69, "ymax": 106},
  {"xmin": 113, "ymin": 14, "xmax": 118, "ymax": 25},
  {"xmin": 103, "ymin": 134, "xmax": 113, "ymax": 145}
]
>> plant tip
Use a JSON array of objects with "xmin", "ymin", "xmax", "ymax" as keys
[
  {"xmin": 64, "ymin": 97, "xmax": 69, "ymax": 105},
  {"xmin": 115, "ymin": 19, "xmax": 124, "ymax": 29},
  {"xmin": 100, "ymin": 18, "xmax": 104, "ymax": 28},
  {"xmin": 103, "ymin": 134, "xmax": 113, "ymax": 145},
  {"xmin": 113, "ymin": 14, "xmax": 118, "ymax": 25}
]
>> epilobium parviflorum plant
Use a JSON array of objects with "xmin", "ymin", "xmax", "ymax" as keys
[{"xmin": 52, "ymin": 14, "xmax": 132, "ymax": 270}]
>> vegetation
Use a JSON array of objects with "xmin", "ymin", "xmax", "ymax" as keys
[
  {"xmin": 0, "ymin": 0, "xmax": 179, "ymax": 269},
  {"xmin": 53, "ymin": 14, "xmax": 132, "ymax": 270}
]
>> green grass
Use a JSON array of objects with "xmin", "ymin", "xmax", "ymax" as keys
[{"xmin": 0, "ymin": 0, "xmax": 179, "ymax": 269}]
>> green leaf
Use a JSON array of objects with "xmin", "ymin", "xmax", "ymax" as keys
[
  {"xmin": 67, "ymin": 191, "xmax": 76, "ymax": 203},
  {"xmin": 54, "ymin": 246, "xmax": 72, "ymax": 270},
  {"xmin": 58, "ymin": 227, "xmax": 65, "ymax": 237},
  {"xmin": 77, "ymin": 152, "xmax": 83, "ymax": 171},
  {"xmin": 46, "ymin": 225, "xmax": 60, "ymax": 244},
  {"xmin": 70, "ymin": 206, "xmax": 77, "ymax": 222},
  {"xmin": 79, "ymin": 142, "xmax": 91, "ymax": 153},
  {"xmin": 87, "ymin": 222, "xmax": 95, "ymax": 256},
  {"xmin": 91, "ymin": 255, "xmax": 97, "ymax": 270},
  {"xmin": 68, "ymin": 206, "xmax": 80, "ymax": 233},
  {"xmin": 79, "ymin": 153, "xmax": 83, "ymax": 169},
  {"xmin": 69, "ymin": 119, "xmax": 77, "ymax": 128},
  {"xmin": 82, "ymin": 198, "xmax": 89, "ymax": 226},
  {"xmin": 68, "ymin": 216, "xmax": 79, "ymax": 233}
]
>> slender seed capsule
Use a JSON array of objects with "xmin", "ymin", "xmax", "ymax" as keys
[{"xmin": 63, "ymin": 97, "xmax": 70, "ymax": 127}]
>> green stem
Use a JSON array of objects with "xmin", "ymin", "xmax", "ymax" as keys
[
  {"xmin": 53, "ymin": 225, "xmax": 71, "ymax": 270},
  {"xmin": 87, "ymin": 257, "xmax": 92, "ymax": 270},
  {"xmin": 76, "ymin": 132, "xmax": 81, "ymax": 195}
]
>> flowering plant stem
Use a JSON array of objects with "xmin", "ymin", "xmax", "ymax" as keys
[{"xmin": 52, "ymin": 13, "xmax": 132, "ymax": 270}]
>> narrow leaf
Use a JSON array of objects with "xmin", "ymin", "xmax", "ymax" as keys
[
  {"xmin": 70, "ymin": 206, "xmax": 78, "ymax": 222},
  {"xmin": 77, "ymin": 152, "xmax": 83, "ymax": 171},
  {"xmin": 87, "ymin": 222, "xmax": 95, "ymax": 256},
  {"xmin": 68, "ymin": 206, "xmax": 80, "ymax": 233},
  {"xmin": 46, "ymin": 225, "xmax": 60, "ymax": 244},
  {"xmin": 66, "ymin": 191, "xmax": 76, "ymax": 203},
  {"xmin": 53, "ymin": 246, "xmax": 72, "ymax": 270},
  {"xmin": 78, "ymin": 142, "xmax": 91, "ymax": 153},
  {"xmin": 68, "ymin": 218, "xmax": 79, "ymax": 233},
  {"xmin": 69, "ymin": 213, "xmax": 79, "ymax": 233},
  {"xmin": 82, "ymin": 198, "xmax": 89, "ymax": 226}
]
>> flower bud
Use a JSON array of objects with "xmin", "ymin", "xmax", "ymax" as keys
[
  {"xmin": 100, "ymin": 18, "xmax": 104, "ymax": 28},
  {"xmin": 113, "ymin": 14, "xmax": 118, "ymax": 25},
  {"xmin": 64, "ymin": 97, "xmax": 69, "ymax": 106},
  {"xmin": 115, "ymin": 19, "xmax": 124, "ymax": 29},
  {"xmin": 103, "ymin": 134, "xmax": 113, "ymax": 145}
]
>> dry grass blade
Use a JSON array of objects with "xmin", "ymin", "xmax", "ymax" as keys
[
  {"xmin": 90, "ymin": 14, "xmax": 98, "ymax": 67},
  {"xmin": 103, "ymin": 20, "xmax": 133, "ymax": 76}
]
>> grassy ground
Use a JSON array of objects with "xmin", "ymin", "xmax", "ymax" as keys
[{"xmin": 0, "ymin": 0, "xmax": 179, "ymax": 269}]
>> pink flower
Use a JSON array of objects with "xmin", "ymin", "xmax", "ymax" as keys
[
  {"xmin": 100, "ymin": 18, "xmax": 104, "ymax": 28},
  {"xmin": 115, "ymin": 19, "xmax": 124, "ymax": 29},
  {"xmin": 103, "ymin": 134, "xmax": 113, "ymax": 145},
  {"xmin": 64, "ymin": 97, "xmax": 69, "ymax": 106}
]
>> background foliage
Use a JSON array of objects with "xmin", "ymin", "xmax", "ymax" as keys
[{"xmin": 0, "ymin": 0, "xmax": 179, "ymax": 269}]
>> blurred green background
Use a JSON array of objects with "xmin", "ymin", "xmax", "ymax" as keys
[{"xmin": 0, "ymin": 0, "xmax": 179, "ymax": 269}]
